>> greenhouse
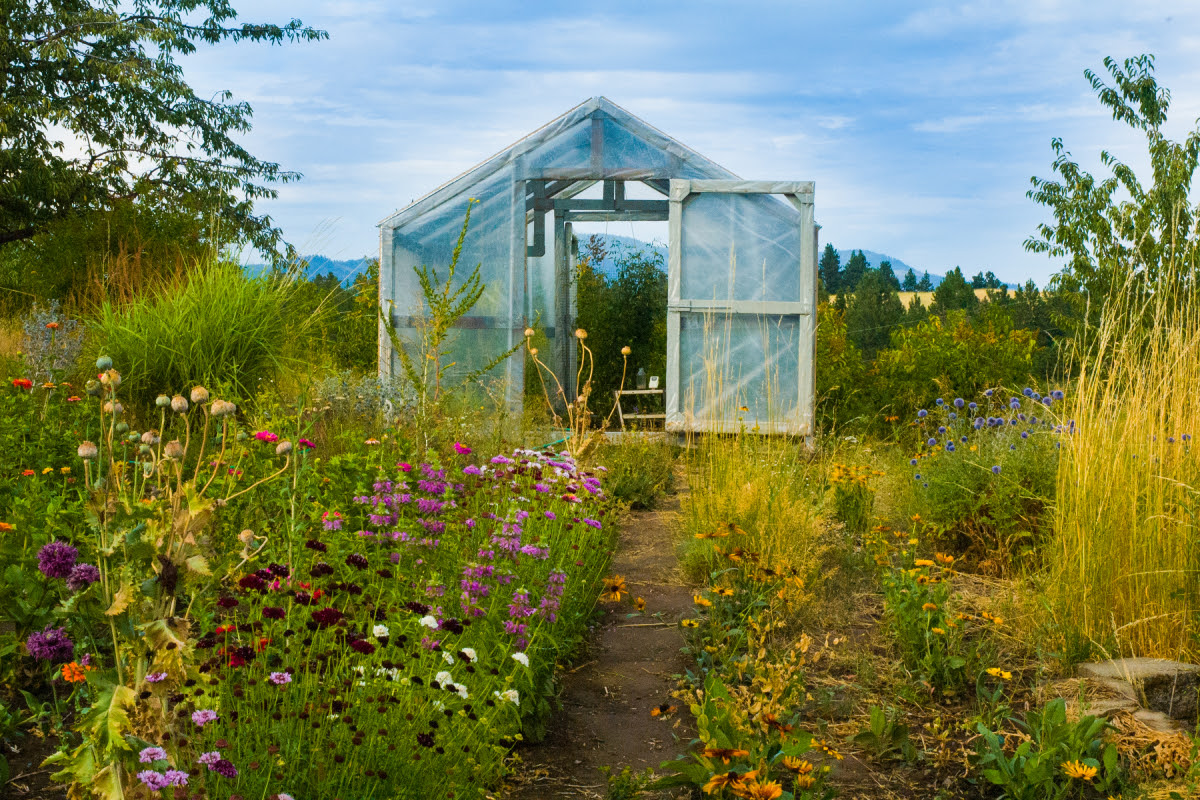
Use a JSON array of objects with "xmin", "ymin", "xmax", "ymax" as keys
[{"xmin": 378, "ymin": 96, "xmax": 818, "ymax": 435}]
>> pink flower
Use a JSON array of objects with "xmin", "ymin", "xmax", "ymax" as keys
[
  {"xmin": 453, "ymin": 442, "xmax": 471, "ymax": 455},
  {"xmin": 191, "ymin": 709, "xmax": 218, "ymax": 727},
  {"xmin": 298, "ymin": 438, "xmax": 316, "ymax": 450},
  {"xmin": 254, "ymin": 431, "xmax": 279, "ymax": 443}
]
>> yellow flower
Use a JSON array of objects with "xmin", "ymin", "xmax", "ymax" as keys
[
  {"xmin": 599, "ymin": 575, "xmax": 628, "ymax": 602},
  {"xmin": 914, "ymin": 559, "xmax": 934, "ymax": 567},
  {"xmin": 922, "ymin": 603, "xmax": 938, "ymax": 611},
  {"xmin": 634, "ymin": 597, "xmax": 645, "ymax": 612},
  {"xmin": 985, "ymin": 667, "xmax": 1013, "ymax": 680},
  {"xmin": 694, "ymin": 594, "xmax": 712, "ymax": 607},
  {"xmin": 60, "ymin": 466, "xmax": 70, "ymax": 474},
  {"xmin": 782, "ymin": 757, "xmax": 813, "ymax": 774},
  {"xmin": 740, "ymin": 780, "xmax": 783, "ymax": 799},
  {"xmin": 715, "ymin": 588, "xmax": 735, "ymax": 598},
  {"xmin": 1061, "ymin": 760, "xmax": 1097, "ymax": 781},
  {"xmin": 41, "ymin": 467, "xmax": 53, "ymax": 475},
  {"xmin": 701, "ymin": 771, "xmax": 742, "ymax": 794},
  {"xmin": 934, "ymin": 552, "xmax": 955, "ymax": 565},
  {"xmin": 681, "ymin": 619, "xmax": 701, "ymax": 628},
  {"xmin": 931, "ymin": 627, "xmax": 946, "ymax": 635}
]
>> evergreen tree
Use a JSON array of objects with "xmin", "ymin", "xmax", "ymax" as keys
[
  {"xmin": 845, "ymin": 268, "xmax": 905, "ymax": 359},
  {"xmin": 878, "ymin": 259, "xmax": 901, "ymax": 290},
  {"xmin": 818, "ymin": 243, "xmax": 841, "ymax": 294},
  {"xmin": 931, "ymin": 267, "xmax": 980, "ymax": 316},
  {"xmin": 916, "ymin": 271, "xmax": 933, "ymax": 291},
  {"xmin": 901, "ymin": 268, "xmax": 918, "ymax": 291},
  {"xmin": 842, "ymin": 250, "xmax": 868, "ymax": 292},
  {"xmin": 970, "ymin": 272, "xmax": 987, "ymax": 289},
  {"xmin": 984, "ymin": 270, "xmax": 1003, "ymax": 289},
  {"xmin": 904, "ymin": 293, "xmax": 930, "ymax": 325}
]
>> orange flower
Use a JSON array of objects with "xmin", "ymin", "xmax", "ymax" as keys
[
  {"xmin": 45, "ymin": 322, "xmax": 60, "ymax": 330},
  {"xmin": 61, "ymin": 662, "xmax": 87, "ymax": 683},
  {"xmin": 702, "ymin": 771, "xmax": 743, "ymax": 794},
  {"xmin": 0, "ymin": 522, "xmax": 13, "ymax": 532},
  {"xmin": 739, "ymin": 780, "xmax": 783, "ymax": 800},
  {"xmin": 21, "ymin": 469, "xmax": 34, "ymax": 477},
  {"xmin": 12, "ymin": 378, "xmax": 32, "ymax": 390},
  {"xmin": 701, "ymin": 747, "xmax": 750, "ymax": 764},
  {"xmin": 634, "ymin": 597, "xmax": 645, "ymax": 612}
]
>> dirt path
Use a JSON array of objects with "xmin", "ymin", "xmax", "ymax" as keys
[{"xmin": 503, "ymin": 497, "xmax": 696, "ymax": 799}]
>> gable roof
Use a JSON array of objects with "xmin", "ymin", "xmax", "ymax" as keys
[{"xmin": 379, "ymin": 96, "xmax": 739, "ymax": 229}]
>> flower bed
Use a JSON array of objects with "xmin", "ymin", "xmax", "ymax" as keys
[{"xmin": 129, "ymin": 447, "xmax": 614, "ymax": 798}]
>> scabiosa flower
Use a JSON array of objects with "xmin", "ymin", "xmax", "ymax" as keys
[
  {"xmin": 191, "ymin": 709, "xmax": 218, "ymax": 727},
  {"xmin": 545, "ymin": 511, "xmax": 556, "ymax": 520},
  {"xmin": 459, "ymin": 647, "xmax": 477, "ymax": 662},
  {"xmin": 137, "ymin": 771, "xmax": 170, "ymax": 790},
  {"xmin": 346, "ymin": 553, "xmax": 368, "ymax": 569},
  {"xmin": 373, "ymin": 624, "xmax": 390, "ymax": 639},
  {"xmin": 66, "ymin": 562, "xmax": 100, "ymax": 592},
  {"xmin": 198, "ymin": 751, "xmax": 222, "ymax": 767},
  {"xmin": 350, "ymin": 639, "xmax": 376, "ymax": 655},
  {"xmin": 512, "ymin": 652, "xmax": 529, "ymax": 667},
  {"xmin": 211, "ymin": 759, "xmax": 238, "ymax": 778},
  {"xmin": 419, "ymin": 615, "xmax": 438, "ymax": 629},
  {"xmin": 463, "ymin": 465, "xmax": 483, "ymax": 475},
  {"xmin": 311, "ymin": 608, "xmax": 344, "ymax": 627},
  {"xmin": 26, "ymin": 626, "xmax": 73, "ymax": 662},
  {"xmin": 238, "ymin": 574, "xmax": 267, "ymax": 592},
  {"xmin": 262, "ymin": 607, "xmax": 285, "ymax": 620},
  {"xmin": 164, "ymin": 770, "xmax": 189, "ymax": 786},
  {"xmin": 269, "ymin": 671, "xmax": 291, "ymax": 685},
  {"xmin": 145, "ymin": 672, "xmax": 167, "ymax": 683},
  {"xmin": 140, "ymin": 746, "xmax": 167, "ymax": 763},
  {"xmin": 37, "ymin": 541, "xmax": 78, "ymax": 578}
]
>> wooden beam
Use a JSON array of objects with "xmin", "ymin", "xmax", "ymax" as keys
[{"xmin": 564, "ymin": 211, "xmax": 668, "ymax": 222}]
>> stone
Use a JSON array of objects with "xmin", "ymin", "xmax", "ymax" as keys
[
  {"xmin": 1077, "ymin": 658, "xmax": 1200, "ymax": 721},
  {"xmin": 1132, "ymin": 709, "xmax": 1186, "ymax": 735},
  {"xmin": 1070, "ymin": 697, "xmax": 1139, "ymax": 718}
]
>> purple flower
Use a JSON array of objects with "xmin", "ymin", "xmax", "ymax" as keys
[
  {"xmin": 984, "ymin": 388, "xmax": 994, "ymax": 397},
  {"xmin": 66, "ymin": 562, "xmax": 100, "ymax": 592},
  {"xmin": 298, "ymin": 438, "xmax": 316, "ymax": 450},
  {"xmin": 992, "ymin": 465, "xmax": 1002, "ymax": 475},
  {"xmin": 1052, "ymin": 390, "xmax": 1065, "ymax": 400},
  {"xmin": 322, "ymin": 511, "xmax": 343, "ymax": 531},
  {"xmin": 269, "ymin": 671, "xmax": 292, "ymax": 685},
  {"xmin": 191, "ymin": 709, "xmax": 218, "ymax": 727},
  {"xmin": 145, "ymin": 672, "xmax": 167, "ymax": 683},
  {"xmin": 909, "ymin": 459, "xmax": 917, "ymax": 466},
  {"xmin": 1023, "ymin": 387, "xmax": 1033, "ymax": 397},
  {"xmin": 953, "ymin": 398, "xmax": 964, "ymax": 408},
  {"xmin": 37, "ymin": 541, "xmax": 78, "ymax": 578},
  {"xmin": 210, "ymin": 758, "xmax": 238, "ymax": 778},
  {"xmin": 453, "ymin": 441, "xmax": 472, "ymax": 455},
  {"xmin": 544, "ymin": 510, "xmax": 556, "ymax": 520},
  {"xmin": 139, "ymin": 746, "xmax": 167, "ymax": 763},
  {"xmin": 26, "ymin": 626, "xmax": 73, "ymax": 662},
  {"xmin": 164, "ymin": 770, "xmax": 189, "ymax": 786},
  {"xmin": 463, "ymin": 465, "xmax": 482, "ymax": 475},
  {"xmin": 583, "ymin": 518, "xmax": 602, "ymax": 529},
  {"xmin": 137, "ymin": 770, "xmax": 170, "ymax": 790},
  {"xmin": 917, "ymin": 409, "xmax": 928, "ymax": 418},
  {"xmin": 198, "ymin": 751, "xmax": 222, "ymax": 766}
]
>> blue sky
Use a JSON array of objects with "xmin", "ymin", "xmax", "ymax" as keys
[{"xmin": 188, "ymin": 1, "xmax": 1200, "ymax": 284}]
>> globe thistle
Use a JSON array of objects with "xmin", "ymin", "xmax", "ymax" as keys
[
  {"xmin": 917, "ymin": 409, "xmax": 928, "ymax": 418},
  {"xmin": 953, "ymin": 398, "xmax": 964, "ymax": 408},
  {"xmin": 992, "ymin": 465, "xmax": 1002, "ymax": 474},
  {"xmin": 38, "ymin": 541, "xmax": 78, "ymax": 578}
]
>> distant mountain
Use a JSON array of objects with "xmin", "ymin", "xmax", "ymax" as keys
[
  {"xmin": 836, "ymin": 249, "xmax": 943, "ymax": 287},
  {"xmin": 244, "ymin": 255, "xmax": 371, "ymax": 285},
  {"xmin": 575, "ymin": 233, "xmax": 667, "ymax": 278}
]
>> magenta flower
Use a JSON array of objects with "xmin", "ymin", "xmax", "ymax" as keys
[
  {"xmin": 137, "ymin": 771, "xmax": 170, "ymax": 790},
  {"xmin": 144, "ymin": 672, "xmax": 167, "ymax": 683},
  {"xmin": 139, "ymin": 746, "xmax": 167, "ymax": 763},
  {"xmin": 191, "ymin": 709, "xmax": 218, "ymax": 727},
  {"xmin": 254, "ymin": 431, "xmax": 279, "ymax": 443},
  {"xmin": 298, "ymin": 438, "xmax": 316, "ymax": 450},
  {"xmin": 453, "ymin": 442, "xmax": 471, "ymax": 455},
  {"xmin": 269, "ymin": 671, "xmax": 292, "ymax": 685}
]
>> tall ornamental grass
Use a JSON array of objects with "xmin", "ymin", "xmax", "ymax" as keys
[
  {"xmin": 93, "ymin": 259, "xmax": 312, "ymax": 405},
  {"xmin": 1049, "ymin": 275, "xmax": 1200, "ymax": 658}
]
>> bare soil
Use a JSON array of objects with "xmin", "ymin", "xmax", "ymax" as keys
[{"xmin": 502, "ymin": 497, "xmax": 696, "ymax": 799}]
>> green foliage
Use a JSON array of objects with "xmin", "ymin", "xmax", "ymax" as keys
[
  {"xmin": 916, "ymin": 271, "xmax": 934, "ymax": 292},
  {"xmin": 572, "ymin": 240, "xmax": 667, "ymax": 414},
  {"xmin": 972, "ymin": 699, "xmax": 1124, "ymax": 800},
  {"xmin": 872, "ymin": 311, "xmax": 1039, "ymax": 423},
  {"xmin": 0, "ymin": 1, "xmax": 326, "ymax": 253},
  {"xmin": 1028, "ymin": 54, "xmax": 1200, "ymax": 307},
  {"xmin": 901, "ymin": 268, "xmax": 918, "ymax": 291},
  {"xmin": 601, "ymin": 765, "xmax": 657, "ymax": 800},
  {"xmin": 830, "ymin": 463, "xmax": 875, "ymax": 537},
  {"xmin": 288, "ymin": 258, "xmax": 379, "ymax": 373},
  {"xmin": 931, "ymin": 267, "xmax": 981, "ymax": 317},
  {"xmin": 842, "ymin": 249, "xmax": 869, "ymax": 292},
  {"xmin": 845, "ymin": 267, "xmax": 906, "ymax": 359},
  {"xmin": 595, "ymin": 435, "xmax": 675, "ymax": 510},
  {"xmin": 814, "ymin": 305, "xmax": 870, "ymax": 430},
  {"xmin": 851, "ymin": 705, "xmax": 917, "ymax": 763},
  {"xmin": 93, "ymin": 259, "xmax": 307, "ymax": 406}
]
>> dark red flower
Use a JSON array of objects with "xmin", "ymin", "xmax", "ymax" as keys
[
  {"xmin": 268, "ymin": 563, "xmax": 290, "ymax": 578},
  {"xmin": 304, "ymin": 539, "xmax": 327, "ymax": 553},
  {"xmin": 217, "ymin": 596, "xmax": 239, "ymax": 609},
  {"xmin": 262, "ymin": 607, "xmax": 285, "ymax": 620},
  {"xmin": 310, "ymin": 562, "xmax": 333, "ymax": 577},
  {"xmin": 293, "ymin": 591, "xmax": 312, "ymax": 606},
  {"xmin": 311, "ymin": 608, "xmax": 344, "ymax": 627},
  {"xmin": 238, "ymin": 574, "xmax": 267, "ymax": 592},
  {"xmin": 349, "ymin": 640, "xmax": 376, "ymax": 655},
  {"xmin": 345, "ymin": 553, "xmax": 368, "ymax": 570}
]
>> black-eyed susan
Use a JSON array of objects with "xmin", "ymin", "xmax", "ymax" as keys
[
  {"xmin": 934, "ymin": 552, "xmax": 955, "ymax": 565},
  {"xmin": 600, "ymin": 575, "xmax": 628, "ymax": 602},
  {"xmin": 693, "ymin": 594, "xmax": 712, "ymax": 607},
  {"xmin": 681, "ymin": 619, "xmax": 701, "ymax": 628},
  {"xmin": 782, "ymin": 757, "xmax": 813, "ymax": 774},
  {"xmin": 985, "ymin": 667, "xmax": 1013, "ymax": 681},
  {"xmin": 740, "ymin": 780, "xmax": 783, "ymax": 799},
  {"xmin": 700, "ymin": 747, "xmax": 749, "ymax": 764},
  {"xmin": 701, "ymin": 771, "xmax": 743, "ymax": 793},
  {"xmin": 714, "ymin": 587, "xmax": 735, "ymax": 598},
  {"xmin": 931, "ymin": 626, "xmax": 946, "ymax": 635},
  {"xmin": 914, "ymin": 558, "xmax": 934, "ymax": 567},
  {"xmin": 634, "ymin": 597, "xmax": 646, "ymax": 612},
  {"xmin": 1061, "ymin": 760, "xmax": 1097, "ymax": 781},
  {"xmin": 922, "ymin": 602, "xmax": 938, "ymax": 611},
  {"xmin": 650, "ymin": 702, "xmax": 677, "ymax": 717}
]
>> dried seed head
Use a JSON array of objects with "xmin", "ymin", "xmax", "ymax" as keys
[
  {"xmin": 529, "ymin": 347, "xmax": 538, "ymax": 356},
  {"xmin": 164, "ymin": 440, "xmax": 185, "ymax": 460},
  {"xmin": 524, "ymin": 327, "xmax": 535, "ymax": 338},
  {"xmin": 171, "ymin": 395, "xmax": 189, "ymax": 414},
  {"xmin": 275, "ymin": 441, "xmax": 293, "ymax": 456},
  {"xmin": 155, "ymin": 395, "xmax": 171, "ymax": 408},
  {"xmin": 574, "ymin": 328, "xmax": 587, "ymax": 340},
  {"xmin": 99, "ymin": 369, "xmax": 121, "ymax": 388},
  {"xmin": 190, "ymin": 386, "xmax": 210, "ymax": 404},
  {"xmin": 77, "ymin": 441, "xmax": 98, "ymax": 461},
  {"xmin": 621, "ymin": 346, "xmax": 631, "ymax": 356},
  {"xmin": 103, "ymin": 401, "xmax": 123, "ymax": 416},
  {"xmin": 141, "ymin": 430, "xmax": 159, "ymax": 445}
]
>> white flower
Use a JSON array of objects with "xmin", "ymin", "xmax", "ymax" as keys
[
  {"xmin": 435, "ymin": 671, "xmax": 453, "ymax": 686},
  {"xmin": 453, "ymin": 683, "xmax": 469, "ymax": 699},
  {"xmin": 432, "ymin": 700, "xmax": 445, "ymax": 711},
  {"xmin": 460, "ymin": 647, "xmax": 477, "ymax": 662},
  {"xmin": 511, "ymin": 652, "xmax": 529, "ymax": 668},
  {"xmin": 373, "ymin": 624, "xmax": 390, "ymax": 639},
  {"xmin": 419, "ymin": 615, "xmax": 438, "ymax": 629},
  {"xmin": 442, "ymin": 651, "xmax": 455, "ymax": 665},
  {"xmin": 495, "ymin": 689, "xmax": 519, "ymax": 706}
]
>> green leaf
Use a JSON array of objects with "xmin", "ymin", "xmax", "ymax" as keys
[{"xmin": 185, "ymin": 554, "xmax": 211, "ymax": 576}]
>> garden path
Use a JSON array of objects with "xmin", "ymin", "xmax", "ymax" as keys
[{"xmin": 502, "ymin": 497, "xmax": 695, "ymax": 799}]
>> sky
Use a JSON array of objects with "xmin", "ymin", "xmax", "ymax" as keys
[{"xmin": 185, "ymin": 0, "xmax": 1200, "ymax": 285}]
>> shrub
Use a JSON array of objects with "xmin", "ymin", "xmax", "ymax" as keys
[
  {"xmin": 829, "ymin": 462, "xmax": 877, "ymax": 537},
  {"xmin": 905, "ymin": 390, "xmax": 1062, "ymax": 574},
  {"xmin": 92, "ymin": 259, "xmax": 307, "ymax": 406}
]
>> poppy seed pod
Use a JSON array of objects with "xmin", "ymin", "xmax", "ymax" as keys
[
  {"xmin": 139, "ymin": 444, "xmax": 152, "ymax": 456},
  {"xmin": 77, "ymin": 441, "xmax": 98, "ymax": 460},
  {"xmin": 574, "ymin": 328, "xmax": 587, "ymax": 339},
  {"xmin": 620, "ymin": 346, "xmax": 631, "ymax": 356},
  {"xmin": 141, "ymin": 430, "xmax": 159, "ymax": 445},
  {"xmin": 95, "ymin": 356, "xmax": 113, "ymax": 371},
  {"xmin": 115, "ymin": 422, "xmax": 129, "ymax": 434},
  {"xmin": 529, "ymin": 347, "xmax": 538, "ymax": 356},
  {"xmin": 85, "ymin": 380, "xmax": 102, "ymax": 397},
  {"xmin": 275, "ymin": 440, "xmax": 293, "ymax": 456},
  {"xmin": 155, "ymin": 395, "xmax": 171, "ymax": 408},
  {"xmin": 190, "ymin": 386, "xmax": 210, "ymax": 404},
  {"xmin": 170, "ymin": 395, "xmax": 188, "ymax": 414},
  {"xmin": 103, "ymin": 401, "xmax": 123, "ymax": 416},
  {"xmin": 99, "ymin": 369, "xmax": 121, "ymax": 388},
  {"xmin": 524, "ymin": 327, "xmax": 535, "ymax": 338},
  {"xmin": 164, "ymin": 440, "xmax": 184, "ymax": 460},
  {"xmin": 126, "ymin": 432, "xmax": 139, "ymax": 443},
  {"xmin": 210, "ymin": 399, "xmax": 236, "ymax": 417}
]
